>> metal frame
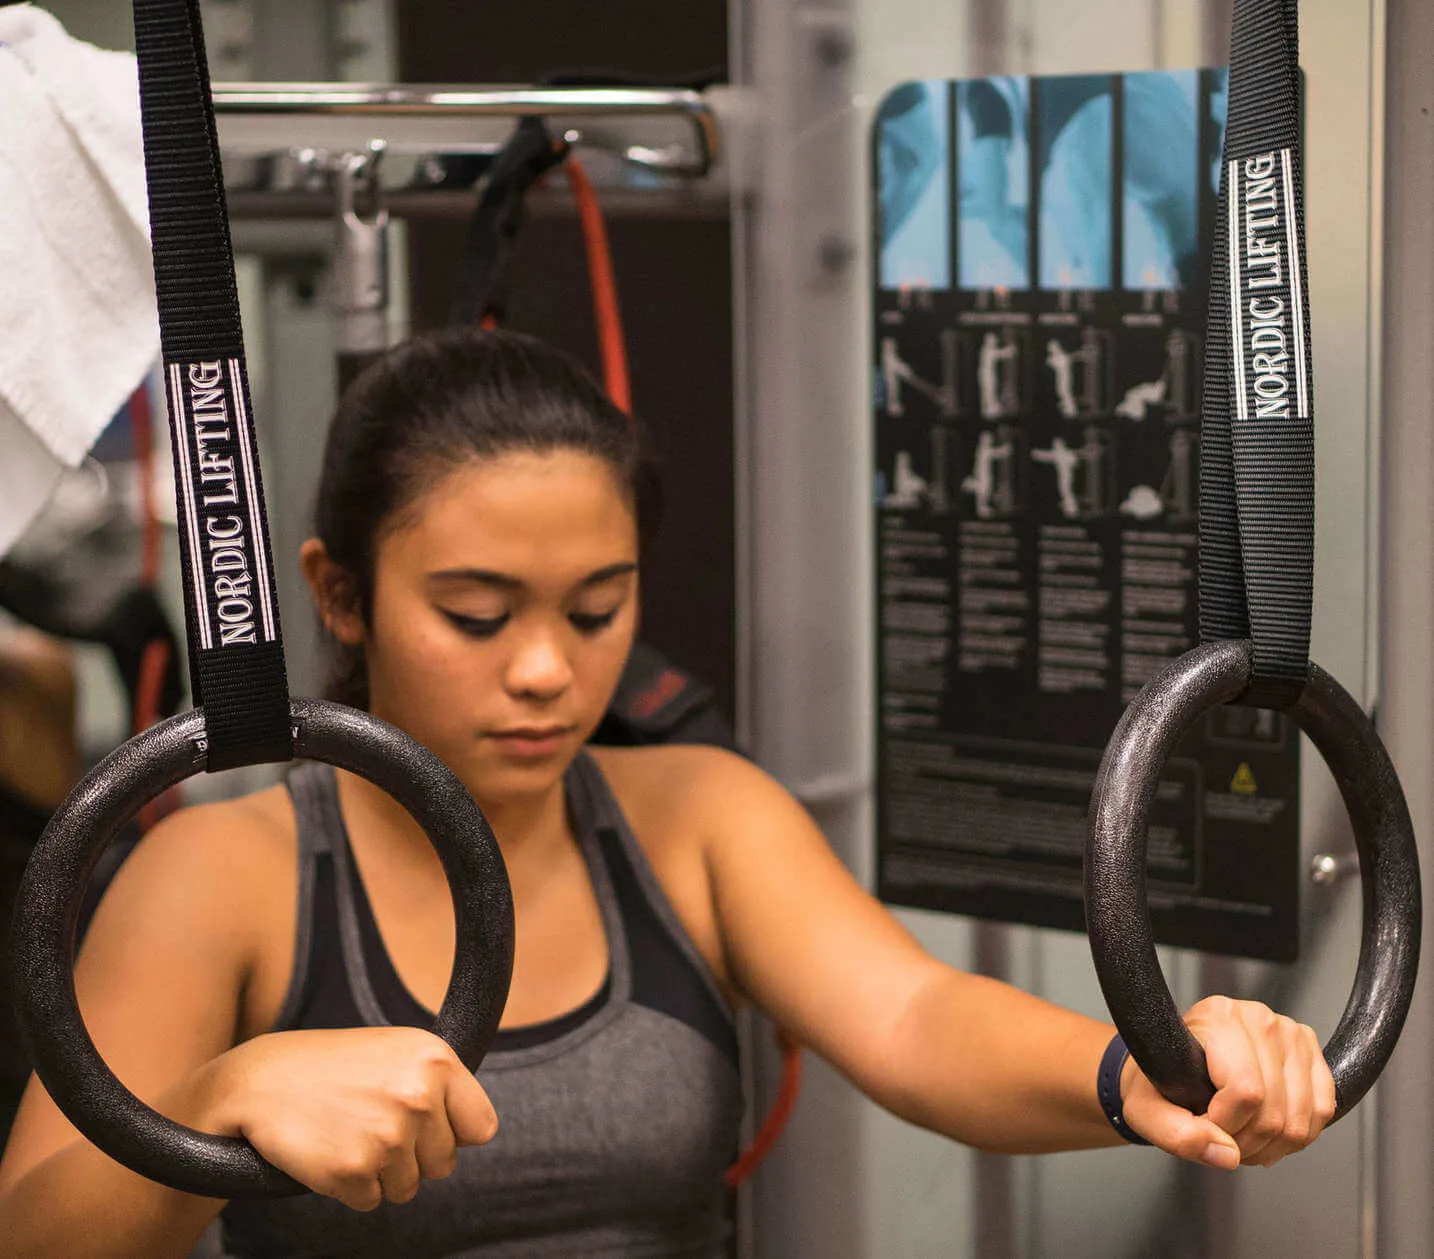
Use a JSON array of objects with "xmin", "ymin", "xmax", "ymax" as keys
[{"xmin": 1375, "ymin": 0, "xmax": 1434, "ymax": 1254}]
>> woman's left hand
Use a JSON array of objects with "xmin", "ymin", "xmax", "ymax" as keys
[{"xmin": 1119, "ymin": 996, "xmax": 1337, "ymax": 1169}]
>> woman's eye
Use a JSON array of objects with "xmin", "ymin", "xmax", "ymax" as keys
[
  {"xmin": 443, "ymin": 611, "xmax": 510, "ymax": 639},
  {"xmin": 569, "ymin": 609, "xmax": 619, "ymax": 635}
]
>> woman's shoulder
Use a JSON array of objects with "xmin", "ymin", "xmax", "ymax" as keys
[
  {"xmin": 585, "ymin": 743, "xmax": 796, "ymax": 845},
  {"xmin": 73, "ymin": 780, "xmax": 303, "ymax": 1037},
  {"xmin": 130, "ymin": 780, "xmax": 295, "ymax": 867},
  {"xmin": 99, "ymin": 781, "xmax": 298, "ymax": 942},
  {"xmin": 583, "ymin": 745, "xmax": 773, "ymax": 997}
]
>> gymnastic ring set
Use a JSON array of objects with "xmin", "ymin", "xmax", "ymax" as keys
[
  {"xmin": 1082, "ymin": 0, "xmax": 1418, "ymax": 1124},
  {"xmin": 5, "ymin": 0, "xmax": 1420, "ymax": 1205}
]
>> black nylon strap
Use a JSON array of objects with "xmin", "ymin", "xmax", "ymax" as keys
[
  {"xmin": 1197, "ymin": 0, "xmax": 1315, "ymax": 709},
  {"xmin": 447, "ymin": 117, "xmax": 569, "ymax": 327},
  {"xmin": 134, "ymin": 0, "xmax": 291, "ymax": 770},
  {"xmin": 1199, "ymin": 0, "xmax": 1314, "ymax": 697}
]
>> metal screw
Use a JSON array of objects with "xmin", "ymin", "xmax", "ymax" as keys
[
  {"xmin": 1311, "ymin": 851, "xmax": 1359, "ymax": 885},
  {"xmin": 814, "ymin": 27, "xmax": 853, "ymax": 66},
  {"xmin": 818, "ymin": 234, "xmax": 854, "ymax": 272}
]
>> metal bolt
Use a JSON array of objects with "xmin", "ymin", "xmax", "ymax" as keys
[
  {"xmin": 814, "ymin": 27, "xmax": 853, "ymax": 66},
  {"xmin": 818, "ymin": 234, "xmax": 855, "ymax": 272},
  {"xmin": 1311, "ymin": 851, "xmax": 1359, "ymax": 885}
]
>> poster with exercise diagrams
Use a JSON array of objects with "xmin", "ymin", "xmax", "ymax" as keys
[{"xmin": 871, "ymin": 70, "xmax": 1300, "ymax": 961}]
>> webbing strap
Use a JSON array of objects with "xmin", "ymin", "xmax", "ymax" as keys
[
  {"xmin": 448, "ymin": 117, "xmax": 569, "ymax": 328},
  {"xmin": 133, "ymin": 0, "xmax": 291, "ymax": 770},
  {"xmin": 1197, "ymin": 0, "xmax": 1315, "ymax": 709}
]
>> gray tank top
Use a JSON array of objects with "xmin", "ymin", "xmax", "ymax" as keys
[{"xmin": 216, "ymin": 753, "xmax": 742, "ymax": 1258}]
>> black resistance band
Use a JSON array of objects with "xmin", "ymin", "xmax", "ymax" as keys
[
  {"xmin": 1198, "ymin": 0, "xmax": 1315, "ymax": 709},
  {"xmin": 448, "ymin": 116, "xmax": 569, "ymax": 328},
  {"xmin": 135, "ymin": 0, "xmax": 291, "ymax": 770}
]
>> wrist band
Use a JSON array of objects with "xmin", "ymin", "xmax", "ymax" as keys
[{"xmin": 1097, "ymin": 1033, "xmax": 1151, "ymax": 1146}]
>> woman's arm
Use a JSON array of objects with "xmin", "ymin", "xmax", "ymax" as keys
[
  {"xmin": 0, "ymin": 794, "xmax": 499, "ymax": 1259},
  {"xmin": 686, "ymin": 749, "xmax": 1333, "ymax": 1167},
  {"xmin": 0, "ymin": 1056, "xmax": 250, "ymax": 1258},
  {"xmin": 0, "ymin": 803, "xmax": 268, "ymax": 1256}
]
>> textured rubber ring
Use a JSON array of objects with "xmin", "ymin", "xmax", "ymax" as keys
[
  {"xmin": 1084, "ymin": 639, "xmax": 1420, "ymax": 1121},
  {"xmin": 11, "ymin": 698, "xmax": 514, "ymax": 1197}
]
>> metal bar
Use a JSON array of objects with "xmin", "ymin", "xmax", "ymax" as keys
[
  {"xmin": 970, "ymin": 0, "xmax": 1007, "ymax": 63},
  {"xmin": 973, "ymin": 925, "xmax": 1018, "ymax": 1259},
  {"xmin": 224, "ymin": 184, "xmax": 729, "ymax": 223},
  {"xmin": 212, "ymin": 83, "xmax": 720, "ymax": 175},
  {"xmin": 1201, "ymin": 0, "xmax": 1234, "ymax": 63},
  {"xmin": 1375, "ymin": 0, "xmax": 1434, "ymax": 1253}
]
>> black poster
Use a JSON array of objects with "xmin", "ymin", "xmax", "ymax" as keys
[{"xmin": 871, "ymin": 70, "xmax": 1299, "ymax": 961}]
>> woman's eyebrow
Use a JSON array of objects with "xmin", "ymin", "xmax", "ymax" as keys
[
  {"xmin": 425, "ymin": 562, "xmax": 636, "ymax": 590},
  {"xmin": 582, "ymin": 562, "xmax": 638, "ymax": 587},
  {"xmin": 427, "ymin": 568, "xmax": 522, "ymax": 590}
]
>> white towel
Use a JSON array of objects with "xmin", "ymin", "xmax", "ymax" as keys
[{"xmin": 0, "ymin": 4, "xmax": 158, "ymax": 556}]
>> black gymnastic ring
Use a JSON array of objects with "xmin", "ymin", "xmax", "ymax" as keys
[
  {"xmin": 1084, "ymin": 639, "xmax": 1420, "ymax": 1121},
  {"xmin": 9, "ymin": 698, "xmax": 515, "ymax": 1198}
]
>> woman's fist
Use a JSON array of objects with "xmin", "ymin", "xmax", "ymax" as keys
[
  {"xmin": 1120, "ymin": 997, "xmax": 1335, "ymax": 1169},
  {"xmin": 211, "ymin": 1027, "xmax": 497, "ymax": 1210}
]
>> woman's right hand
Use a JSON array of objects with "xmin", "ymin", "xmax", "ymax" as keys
[{"xmin": 206, "ymin": 1027, "xmax": 497, "ymax": 1211}]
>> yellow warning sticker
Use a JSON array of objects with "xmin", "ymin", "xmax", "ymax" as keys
[{"xmin": 1230, "ymin": 762, "xmax": 1258, "ymax": 795}]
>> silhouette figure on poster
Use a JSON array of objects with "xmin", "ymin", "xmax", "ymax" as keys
[
  {"xmin": 1034, "ymin": 427, "xmax": 1113, "ymax": 519},
  {"xmin": 884, "ymin": 450, "xmax": 930, "ymax": 509},
  {"xmin": 1119, "ymin": 427, "xmax": 1196, "ymax": 522},
  {"xmin": 962, "ymin": 427, "xmax": 1018, "ymax": 518},
  {"xmin": 1046, "ymin": 327, "xmax": 1108, "ymax": 419},
  {"xmin": 1116, "ymin": 329, "xmax": 1201, "ymax": 421},
  {"xmin": 978, "ymin": 331, "xmax": 1020, "ymax": 418},
  {"xmin": 1115, "ymin": 375, "xmax": 1168, "ymax": 421},
  {"xmin": 881, "ymin": 332, "xmax": 960, "ymax": 419}
]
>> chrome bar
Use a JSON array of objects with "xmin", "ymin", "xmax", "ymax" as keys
[
  {"xmin": 211, "ymin": 83, "xmax": 720, "ymax": 176},
  {"xmin": 224, "ymin": 183, "xmax": 730, "ymax": 224}
]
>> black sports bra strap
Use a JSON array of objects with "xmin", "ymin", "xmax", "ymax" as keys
[
  {"xmin": 285, "ymin": 762, "xmax": 336, "ymax": 857},
  {"xmin": 566, "ymin": 753, "xmax": 735, "ymax": 1034},
  {"xmin": 564, "ymin": 751, "xmax": 625, "ymax": 836},
  {"xmin": 270, "ymin": 763, "xmax": 336, "ymax": 1032}
]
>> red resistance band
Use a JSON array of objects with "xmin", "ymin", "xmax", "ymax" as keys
[
  {"xmin": 726, "ymin": 1028, "xmax": 804, "ymax": 1188},
  {"xmin": 561, "ymin": 157, "xmax": 632, "ymax": 415}
]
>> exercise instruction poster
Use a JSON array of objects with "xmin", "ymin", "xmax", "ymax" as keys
[{"xmin": 871, "ymin": 70, "xmax": 1299, "ymax": 961}]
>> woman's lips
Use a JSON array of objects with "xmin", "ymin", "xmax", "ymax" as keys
[{"xmin": 486, "ymin": 726, "xmax": 576, "ymax": 759}]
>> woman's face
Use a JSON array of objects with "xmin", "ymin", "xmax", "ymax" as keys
[{"xmin": 361, "ymin": 449, "xmax": 639, "ymax": 805}]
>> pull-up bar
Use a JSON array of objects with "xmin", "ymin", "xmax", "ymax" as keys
[{"xmin": 212, "ymin": 83, "xmax": 721, "ymax": 178}]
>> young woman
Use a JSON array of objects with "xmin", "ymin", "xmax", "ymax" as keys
[{"xmin": 0, "ymin": 330, "xmax": 1335, "ymax": 1258}]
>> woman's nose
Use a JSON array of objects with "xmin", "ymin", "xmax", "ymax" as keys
[{"xmin": 503, "ymin": 627, "xmax": 573, "ymax": 700}]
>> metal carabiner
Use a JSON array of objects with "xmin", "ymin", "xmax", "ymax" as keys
[{"xmin": 333, "ymin": 140, "xmax": 390, "ymax": 363}]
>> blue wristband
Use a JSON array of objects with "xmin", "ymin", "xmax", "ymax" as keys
[{"xmin": 1097, "ymin": 1033, "xmax": 1151, "ymax": 1146}]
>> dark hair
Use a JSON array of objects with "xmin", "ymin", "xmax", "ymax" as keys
[{"xmin": 314, "ymin": 327, "xmax": 659, "ymax": 708}]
